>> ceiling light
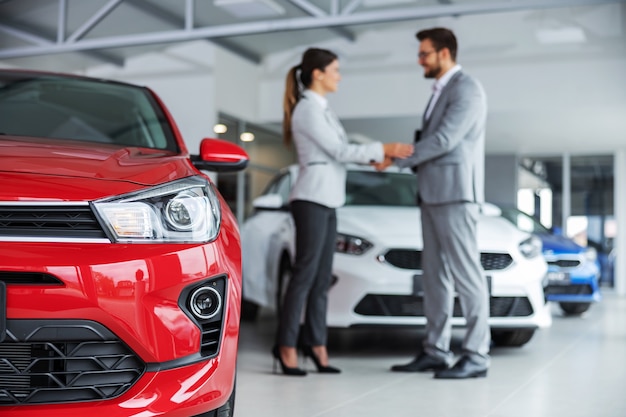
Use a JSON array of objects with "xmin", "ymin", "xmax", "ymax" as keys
[
  {"xmin": 240, "ymin": 132, "xmax": 255, "ymax": 142},
  {"xmin": 214, "ymin": 0, "xmax": 285, "ymax": 18},
  {"xmin": 536, "ymin": 27, "xmax": 587, "ymax": 44},
  {"xmin": 213, "ymin": 123, "xmax": 228, "ymax": 134}
]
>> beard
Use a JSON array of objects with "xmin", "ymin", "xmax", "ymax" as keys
[
  {"xmin": 423, "ymin": 59, "xmax": 442, "ymax": 79},
  {"xmin": 424, "ymin": 65, "xmax": 440, "ymax": 79}
]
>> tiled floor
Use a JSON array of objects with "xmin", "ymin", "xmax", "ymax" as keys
[{"xmin": 235, "ymin": 290, "xmax": 626, "ymax": 417}]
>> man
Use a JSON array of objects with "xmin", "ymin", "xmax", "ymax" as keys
[{"xmin": 383, "ymin": 27, "xmax": 490, "ymax": 379}]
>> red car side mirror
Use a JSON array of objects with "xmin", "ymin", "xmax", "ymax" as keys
[{"xmin": 192, "ymin": 138, "xmax": 249, "ymax": 172}]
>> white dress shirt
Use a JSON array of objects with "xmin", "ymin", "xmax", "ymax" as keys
[{"xmin": 425, "ymin": 64, "xmax": 462, "ymax": 120}]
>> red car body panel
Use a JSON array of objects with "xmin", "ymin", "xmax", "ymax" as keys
[
  {"xmin": 2, "ymin": 224, "xmax": 242, "ymax": 362},
  {"xmin": 0, "ymin": 70, "xmax": 246, "ymax": 415},
  {"xmin": 0, "ymin": 137, "xmax": 197, "ymax": 200},
  {"xmin": 1, "ymin": 217, "xmax": 242, "ymax": 417}
]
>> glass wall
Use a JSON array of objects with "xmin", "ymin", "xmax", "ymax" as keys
[
  {"xmin": 571, "ymin": 155, "xmax": 615, "ymax": 286},
  {"xmin": 518, "ymin": 155, "xmax": 615, "ymax": 286},
  {"xmin": 213, "ymin": 113, "xmax": 294, "ymax": 221}
]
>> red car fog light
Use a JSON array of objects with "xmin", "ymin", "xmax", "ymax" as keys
[
  {"xmin": 190, "ymin": 285, "xmax": 222, "ymax": 320},
  {"xmin": 180, "ymin": 276, "xmax": 228, "ymax": 357}
]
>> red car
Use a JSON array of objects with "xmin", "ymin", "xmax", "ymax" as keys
[{"xmin": 0, "ymin": 69, "xmax": 248, "ymax": 416}]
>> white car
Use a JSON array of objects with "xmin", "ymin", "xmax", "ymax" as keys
[{"xmin": 241, "ymin": 165, "xmax": 552, "ymax": 347}]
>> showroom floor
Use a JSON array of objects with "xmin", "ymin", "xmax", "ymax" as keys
[{"xmin": 235, "ymin": 289, "xmax": 626, "ymax": 417}]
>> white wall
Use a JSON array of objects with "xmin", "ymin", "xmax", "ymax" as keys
[
  {"xmin": 258, "ymin": 58, "xmax": 423, "ymax": 122},
  {"xmin": 215, "ymin": 48, "xmax": 261, "ymax": 122},
  {"xmin": 477, "ymin": 57, "xmax": 626, "ymax": 155},
  {"xmin": 257, "ymin": 50, "xmax": 626, "ymax": 155}
]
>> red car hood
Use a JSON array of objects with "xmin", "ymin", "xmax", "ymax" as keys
[{"xmin": 0, "ymin": 136, "xmax": 198, "ymax": 201}]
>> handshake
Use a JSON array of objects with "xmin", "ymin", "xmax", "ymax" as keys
[{"xmin": 374, "ymin": 143, "xmax": 414, "ymax": 171}]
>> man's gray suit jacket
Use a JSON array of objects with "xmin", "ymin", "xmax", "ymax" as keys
[{"xmin": 395, "ymin": 71, "xmax": 487, "ymax": 205}]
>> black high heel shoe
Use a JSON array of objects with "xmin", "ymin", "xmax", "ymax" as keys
[
  {"xmin": 272, "ymin": 346, "xmax": 307, "ymax": 376},
  {"xmin": 302, "ymin": 346, "xmax": 341, "ymax": 374}
]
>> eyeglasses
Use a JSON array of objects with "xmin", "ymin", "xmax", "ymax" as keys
[{"xmin": 417, "ymin": 50, "xmax": 437, "ymax": 59}]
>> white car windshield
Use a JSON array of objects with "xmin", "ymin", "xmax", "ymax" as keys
[
  {"xmin": 345, "ymin": 170, "xmax": 417, "ymax": 207},
  {"xmin": 499, "ymin": 207, "xmax": 552, "ymax": 235}
]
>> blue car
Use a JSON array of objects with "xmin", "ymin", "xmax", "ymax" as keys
[{"xmin": 497, "ymin": 206, "xmax": 601, "ymax": 315}]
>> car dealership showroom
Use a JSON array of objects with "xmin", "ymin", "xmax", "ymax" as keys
[{"xmin": 1, "ymin": 1, "xmax": 625, "ymax": 416}]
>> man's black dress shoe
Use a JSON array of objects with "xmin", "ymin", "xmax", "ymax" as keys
[
  {"xmin": 390, "ymin": 353, "xmax": 450, "ymax": 372},
  {"xmin": 434, "ymin": 355, "xmax": 488, "ymax": 379}
]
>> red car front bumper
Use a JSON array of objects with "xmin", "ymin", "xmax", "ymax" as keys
[{"xmin": 0, "ymin": 236, "xmax": 241, "ymax": 415}]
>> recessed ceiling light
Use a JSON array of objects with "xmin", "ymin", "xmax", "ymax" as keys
[
  {"xmin": 213, "ymin": 123, "xmax": 228, "ymax": 134},
  {"xmin": 240, "ymin": 132, "xmax": 255, "ymax": 142},
  {"xmin": 536, "ymin": 27, "xmax": 587, "ymax": 44},
  {"xmin": 214, "ymin": 0, "xmax": 285, "ymax": 18}
]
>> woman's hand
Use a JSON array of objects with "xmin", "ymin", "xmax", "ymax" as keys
[
  {"xmin": 372, "ymin": 157, "xmax": 394, "ymax": 171},
  {"xmin": 383, "ymin": 143, "xmax": 413, "ymax": 159}
]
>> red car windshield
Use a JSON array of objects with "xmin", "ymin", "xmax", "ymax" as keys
[{"xmin": 0, "ymin": 72, "xmax": 178, "ymax": 152}]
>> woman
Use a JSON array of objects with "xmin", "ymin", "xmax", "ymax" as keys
[{"xmin": 273, "ymin": 47, "xmax": 413, "ymax": 376}]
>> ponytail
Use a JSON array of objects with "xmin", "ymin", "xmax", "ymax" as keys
[
  {"xmin": 282, "ymin": 64, "xmax": 301, "ymax": 147},
  {"xmin": 282, "ymin": 48, "xmax": 338, "ymax": 147}
]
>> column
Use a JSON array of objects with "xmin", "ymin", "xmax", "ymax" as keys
[{"xmin": 614, "ymin": 150, "xmax": 626, "ymax": 295}]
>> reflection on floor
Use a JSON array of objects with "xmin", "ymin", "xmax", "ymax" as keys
[{"xmin": 235, "ymin": 290, "xmax": 626, "ymax": 417}]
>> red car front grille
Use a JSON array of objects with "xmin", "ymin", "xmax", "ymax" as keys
[
  {"xmin": 0, "ymin": 205, "xmax": 106, "ymax": 239},
  {"xmin": 0, "ymin": 320, "xmax": 145, "ymax": 405}
]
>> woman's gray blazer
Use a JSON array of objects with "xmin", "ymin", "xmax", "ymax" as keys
[{"xmin": 289, "ymin": 90, "xmax": 384, "ymax": 208}]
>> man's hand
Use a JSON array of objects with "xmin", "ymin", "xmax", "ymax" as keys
[
  {"xmin": 372, "ymin": 157, "xmax": 394, "ymax": 171},
  {"xmin": 383, "ymin": 143, "xmax": 413, "ymax": 159}
]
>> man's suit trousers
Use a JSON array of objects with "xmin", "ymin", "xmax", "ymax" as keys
[{"xmin": 420, "ymin": 202, "xmax": 491, "ymax": 365}]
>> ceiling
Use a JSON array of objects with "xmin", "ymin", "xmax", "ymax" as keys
[
  {"xmin": 1, "ymin": 0, "xmax": 625, "ymax": 155},
  {"xmin": 1, "ymin": 0, "xmax": 622, "ymax": 72}
]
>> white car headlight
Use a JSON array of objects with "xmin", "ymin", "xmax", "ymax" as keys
[
  {"xmin": 584, "ymin": 246, "xmax": 598, "ymax": 262},
  {"xmin": 519, "ymin": 235, "xmax": 542, "ymax": 259},
  {"xmin": 93, "ymin": 176, "xmax": 221, "ymax": 243},
  {"xmin": 335, "ymin": 233, "xmax": 373, "ymax": 255}
]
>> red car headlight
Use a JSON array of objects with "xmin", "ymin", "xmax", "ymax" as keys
[{"xmin": 93, "ymin": 176, "xmax": 222, "ymax": 243}]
